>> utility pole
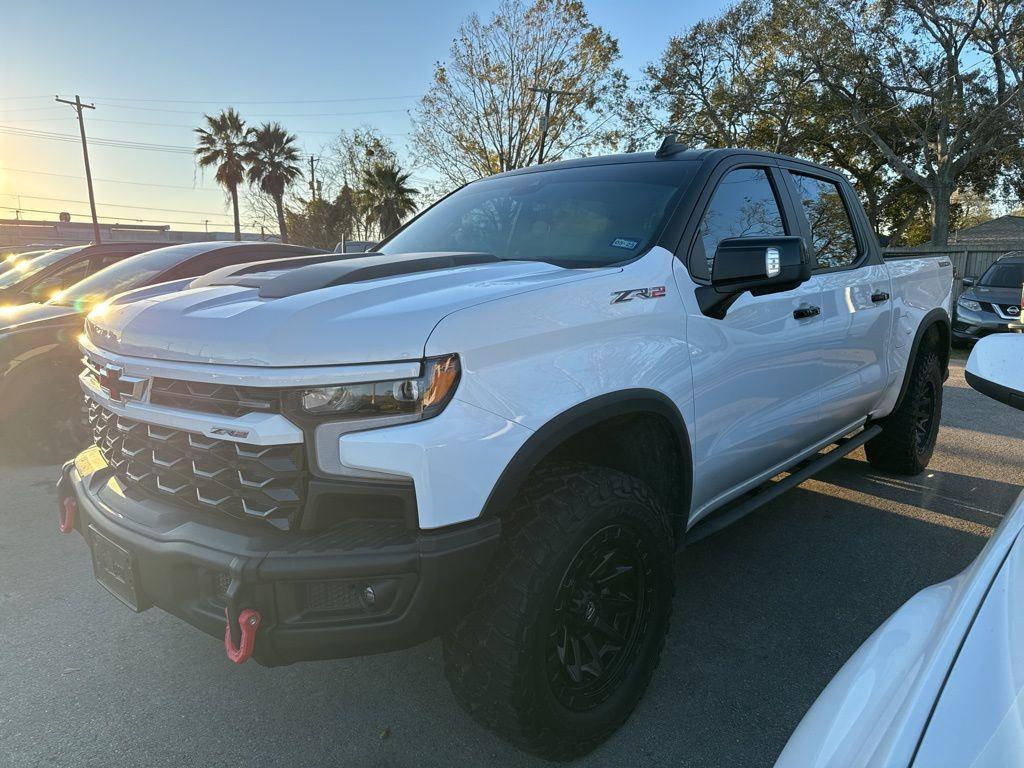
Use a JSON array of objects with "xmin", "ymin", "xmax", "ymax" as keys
[
  {"xmin": 308, "ymin": 155, "xmax": 319, "ymax": 200},
  {"xmin": 530, "ymin": 85, "xmax": 576, "ymax": 165},
  {"xmin": 55, "ymin": 95, "xmax": 101, "ymax": 243}
]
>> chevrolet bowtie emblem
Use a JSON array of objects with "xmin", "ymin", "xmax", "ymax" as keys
[{"xmin": 98, "ymin": 365, "xmax": 148, "ymax": 403}]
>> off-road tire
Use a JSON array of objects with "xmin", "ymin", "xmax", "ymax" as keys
[
  {"xmin": 865, "ymin": 349, "xmax": 943, "ymax": 475},
  {"xmin": 442, "ymin": 463, "xmax": 674, "ymax": 761}
]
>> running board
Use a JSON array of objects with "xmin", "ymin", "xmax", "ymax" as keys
[{"xmin": 686, "ymin": 425, "xmax": 882, "ymax": 544}]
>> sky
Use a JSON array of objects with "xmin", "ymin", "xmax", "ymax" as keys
[{"xmin": 0, "ymin": 0, "xmax": 728, "ymax": 233}]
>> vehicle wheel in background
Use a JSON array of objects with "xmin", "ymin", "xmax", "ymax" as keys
[
  {"xmin": 865, "ymin": 349, "xmax": 943, "ymax": 475},
  {"xmin": 442, "ymin": 463, "xmax": 675, "ymax": 760},
  {"xmin": 951, "ymin": 337, "xmax": 970, "ymax": 350}
]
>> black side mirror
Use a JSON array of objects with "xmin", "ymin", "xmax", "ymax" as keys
[
  {"xmin": 962, "ymin": 277, "xmax": 976, "ymax": 288},
  {"xmin": 696, "ymin": 236, "xmax": 812, "ymax": 318}
]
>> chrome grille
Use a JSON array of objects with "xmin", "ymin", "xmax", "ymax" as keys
[{"xmin": 87, "ymin": 399, "xmax": 305, "ymax": 529}]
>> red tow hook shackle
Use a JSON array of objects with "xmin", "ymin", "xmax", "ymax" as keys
[
  {"xmin": 58, "ymin": 496, "xmax": 78, "ymax": 534},
  {"xmin": 224, "ymin": 608, "xmax": 262, "ymax": 664}
]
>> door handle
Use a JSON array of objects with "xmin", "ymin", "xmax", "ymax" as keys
[
  {"xmin": 871, "ymin": 291, "xmax": 890, "ymax": 303},
  {"xmin": 793, "ymin": 305, "xmax": 821, "ymax": 320}
]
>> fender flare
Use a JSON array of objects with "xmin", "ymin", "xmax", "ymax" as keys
[
  {"xmin": 891, "ymin": 307, "xmax": 950, "ymax": 413},
  {"xmin": 480, "ymin": 388, "xmax": 693, "ymax": 522}
]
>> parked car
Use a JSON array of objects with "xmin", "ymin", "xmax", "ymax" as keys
[
  {"xmin": 0, "ymin": 241, "xmax": 326, "ymax": 460},
  {"xmin": 0, "ymin": 243, "xmax": 65, "ymax": 266},
  {"xmin": 0, "ymin": 242, "xmax": 164, "ymax": 307},
  {"xmin": 777, "ymin": 332, "xmax": 1024, "ymax": 768},
  {"xmin": 0, "ymin": 248, "xmax": 55, "ymax": 277},
  {"xmin": 952, "ymin": 251, "xmax": 1024, "ymax": 347},
  {"xmin": 58, "ymin": 144, "xmax": 953, "ymax": 759}
]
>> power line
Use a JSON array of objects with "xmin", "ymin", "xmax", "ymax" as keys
[
  {"xmin": 0, "ymin": 124, "xmax": 195, "ymax": 154},
  {"xmin": 95, "ymin": 102, "xmax": 411, "ymax": 118},
  {"xmin": 0, "ymin": 115, "xmax": 411, "ymax": 137},
  {"xmin": 0, "ymin": 203, "xmax": 241, "ymax": 229},
  {"xmin": 1, "ymin": 166, "xmax": 223, "ymax": 193},
  {"xmin": 0, "ymin": 192, "xmax": 235, "ymax": 219},
  {"xmin": 88, "ymin": 94, "xmax": 420, "ymax": 105}
]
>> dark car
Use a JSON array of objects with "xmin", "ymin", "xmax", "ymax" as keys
[
  {"xmin": 0, "ymin": 242, "xmax": 166, "ymax": 307},
  {"xmin": 953, "ymin": 253, "xmax": 1024, "ymax": 347},
  {"xmin": 0, "ymin": 241, "xmax": 326, "ymax": 460},
  {"xmin": 0, "ymin": 248, "xmax": 56, "ymax": 277}
]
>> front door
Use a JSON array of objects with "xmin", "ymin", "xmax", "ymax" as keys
[{"xmin": 679, "ymin": 165, "xmax": 825, "ymax": 520}]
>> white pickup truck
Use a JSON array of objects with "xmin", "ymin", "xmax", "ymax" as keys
[{"xmin": 58, "ymin": 143, "xmax": 953, "ymax": 759}]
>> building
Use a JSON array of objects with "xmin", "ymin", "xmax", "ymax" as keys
[
  {"xmin": 0, "ymin": 217, "xmax": 274, "ymax": 248},
  {"xmin": 951, "ymin": 214, "xmax": 1024, "ymax": 248}
]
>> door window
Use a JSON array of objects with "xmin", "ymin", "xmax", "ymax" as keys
[
  {"xmin": 691, "ymin": 168, "xmax": 787, "ymax": 280},
  {"xmin": 26, "ymin": 257, "xmax": 91, "ymax": 301},
  {"xmin": 789, "ymin": 173, "xmax": 860, "ymax": 270}
]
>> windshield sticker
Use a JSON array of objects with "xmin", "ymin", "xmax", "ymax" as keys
[{"xmin": 610, "ymin": 237, "xmax": 641, "ymax": 250}]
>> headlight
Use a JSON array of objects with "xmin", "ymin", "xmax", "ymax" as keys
[
  {"xmin": 294, "ymin": 354, "xmax": 460, "ymax": 421},
  {"xmin": 957, "ymin": 297, "xmax": 982, "ymax": 312}
]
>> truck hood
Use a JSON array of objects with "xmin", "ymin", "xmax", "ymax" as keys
[{"xmin": 85, "ymin": 257, "xmax": 603, "ymax": 366}]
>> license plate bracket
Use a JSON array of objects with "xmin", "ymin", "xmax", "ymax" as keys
[{"xmin": 88, "ymin": 526, "xmax": 147, "ymax": 612}]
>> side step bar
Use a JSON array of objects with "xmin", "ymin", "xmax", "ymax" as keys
[{"xmin": 686, "ymin": 425, "xmax": 882, "ymax": 544}]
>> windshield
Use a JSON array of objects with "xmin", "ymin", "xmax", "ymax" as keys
[
  {"xmin": 380, "ymin": 162, "xmax": 694, "ymax": 267},
  {"xmin": 49, "ymin": 247, "xmax": 183, "ymax": 309},
  {"xmin": 979, "ymin": 261, "xmax": 1024, "ymax": 289},
  {"xmin": 0, "ymin": 246, "xmax": 85, "ymax": 289}
]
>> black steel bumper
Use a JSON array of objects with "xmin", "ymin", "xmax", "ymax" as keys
[{"xmin": 58, "ymin": 447, "xmax": 500, "ymax": 666}]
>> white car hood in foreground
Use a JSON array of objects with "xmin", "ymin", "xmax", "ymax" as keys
[
  {"xmin": 776, "ymin": 490, "xmax": 1024, "ymax": 768},
  {"xmin": 85, "ymin": 260, "xmax": 599, "ymax": 367}
]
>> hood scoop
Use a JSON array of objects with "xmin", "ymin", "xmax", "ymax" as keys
[{"xmin": 195, "ymin": 251, "xmax": 501, "ymax": 299}]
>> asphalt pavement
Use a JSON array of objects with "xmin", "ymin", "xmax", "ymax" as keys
[{"xmin": 1, "ymin": 355, "xmax": 1022, "ymax": 767}]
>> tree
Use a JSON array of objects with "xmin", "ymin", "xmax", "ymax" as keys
[
  {"xmin": 323, "ymin": 127, "xmax": 399, "ymax": 239},
  {"xmin": 635, "ymin": 0, "xmax": 928, "ymax": 244},
  {"xmin": 246, "ymin": 122, "xmax": 303, "ymax": 243},
  {"xmin": 286, "ymin": 197, "xmax": 346, "ymax": 250},
  {"xmin": 630, "ymin": 0, "xmax": 816, "ymax": 154},
  {"xmin": 194, "ymin": 108, "xmax": 248, "ymax": 241},
  {"xmin": 412, "ymin": 0, "xmax": 625, "ymax": 187},
  {"xmin": 790, "ymin": 0, "xmax": 1023, "ymax": 245},
  {"xmin": 361, "ymin": 162, "xmax": 419, "ymax": 238}
]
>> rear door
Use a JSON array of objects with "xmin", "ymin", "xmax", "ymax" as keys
[
  {"xmin": 781, "ymin": 168, "xmax": 892, "ymax": 431},
  {"xmin": 680, "ymin": 161, "xmax": 826, "ymax": 515}
]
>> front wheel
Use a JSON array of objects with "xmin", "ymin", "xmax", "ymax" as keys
[
  {"xmin": 442, "ymin": 463, "xmax": 675, "ymax": 760},
  {"xmin": 865, "ymin": 349, "xmax": 943, "ymax": 475}
]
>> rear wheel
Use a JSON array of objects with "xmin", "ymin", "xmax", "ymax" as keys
[
  {"xmin": 442, "ymin": 463, "xmax": 674, "ymax": 760},
  {"xmin": 865, "ymin": 348, "xmax": 943, "ymax": 475}
]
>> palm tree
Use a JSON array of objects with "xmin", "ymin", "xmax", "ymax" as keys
[
  {"xmin": 361, "ymin": 162, "xmax": 419, "ymax": 238},
  {"xmin": 194, "ymin": 108, "xmax": 248, "ymax": 240},
  {"xmin": 245, "ymin": 122, "xmax": 303, "ymax": 243}
]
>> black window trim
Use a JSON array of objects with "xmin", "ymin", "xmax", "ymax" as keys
[
  {"xmin": 780, "ymin": 166, "xmax": 870, "ymax": 275},
  {"xmin": 683, "ymin": 161, "xmax": 794, "ymax": 285}
]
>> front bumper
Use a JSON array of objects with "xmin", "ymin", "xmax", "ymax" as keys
[
  {"xmin": 59, "ymin": 447, "xmax": 501, "ymax": 666},
  {"xmin": 952, "ymin": 308, "xmax": 1024, "ymax": 342}
]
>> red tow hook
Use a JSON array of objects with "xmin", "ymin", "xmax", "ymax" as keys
[
  {"xmin": 224, "ymin": 607, "xmax": 262, "ymax": 664},
  {"xmin": 58, "ymin": 496, "xmax": 78, "ymax": 534}
]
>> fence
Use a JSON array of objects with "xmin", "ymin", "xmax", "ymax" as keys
[{"xmin": 884, "ymin": 246, "xmax": 1022, "ymax": 301}]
